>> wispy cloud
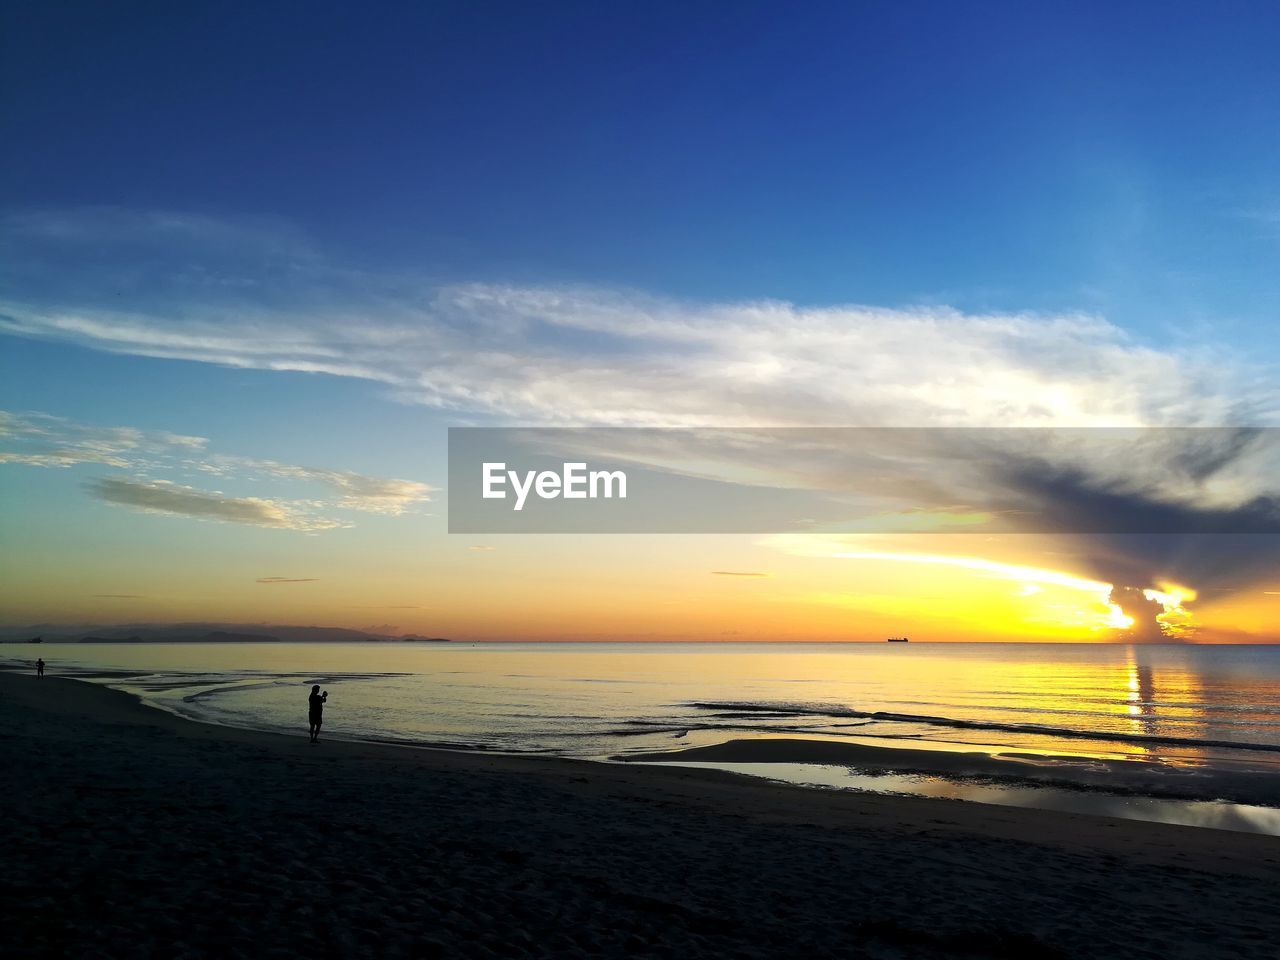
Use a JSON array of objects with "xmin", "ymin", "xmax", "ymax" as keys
[
  {"xmin": 198, "ymin": 456, "xmax": 430, "ymax": 514},
  {"xmin": 2, "ymin": 206, "xmax": 314, "ymax": 251},
  {"xmin": 0, "ymin": 451, "xmax": 131, "ymax": 468},
  {"xmin": 0, "ymin": 409, "xmax": 432, "ymax": 529},
  {"xmin": 2, "ymin": 288, "xmax": 1264, "ymax": 429},
  {"xmin": 1, "ymin": 209, "xmax": 1273, "ymax": 432},
  {"xmin": 712, "ymin": 570, "xmax": 771, "ymax": 577},
  {"xmin": 256, "ymin": 577, "xmax": 319, "ymax": 584},
  {"xmin": 87, "ymin": 477, "xmax": 346, "ymax": 532},
  {"xmin": 0, "ymin": 410, "xmax": 206, "ymax": 469},
  {"xmin": 4, "ymin": 208, "xmax": 1279, "ymax": 609}
]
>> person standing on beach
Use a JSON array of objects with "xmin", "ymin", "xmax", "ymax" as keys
[
  {"xmin": 308, "ymin": 685, "xmax": 328, "ymax": 742},
  {"xmin": 36, "ymin": 658, "xmax": 44, "ymax": 678}
]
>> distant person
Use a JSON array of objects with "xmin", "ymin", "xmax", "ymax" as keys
[
  {"xmin": 36, "ymin": 658, "xmax": 44, "ymax": 678},
  {"xmin": 308, "ymin": 685, "xmax": 328, "ymax": 742}
]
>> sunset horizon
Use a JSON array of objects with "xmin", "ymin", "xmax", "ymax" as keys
[{"xmin": 4, "ymin": 4, "xmax": 1280, "ymax": 958}]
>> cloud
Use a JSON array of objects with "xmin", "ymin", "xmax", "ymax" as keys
[
  {"xmin": 0, "ymin": 410, "xmax": 206, "ymax": 469},
  {"xmin": 0, "ymin": 207, "xmax": 320, "ymax": 301},
  {"xmin": 256, "ymin": 577, "xmax": 319, "ymax": 584},
  {"xmin": 1, "ymin": 288, "xmax": 1264, "ymax": 429},
  {"xmin": 0, "ymin": 451, "xmax": 131, "ymax": 468},
  {"xmin": 0, "ymin": 409, "xmax": 432, "ymax": 528},
  {"xmin": 475, "ymin": 424, "xmax": 1280, "ymax": 633},
  {"xmin": 4, "ymin": 208, "xmax": 1280, "ymax": 621},
  {"xmin": 468, "ymin": 545, "xmax": 496, "ymax": 551},
  {"xmin": 198, "ymin": 456, "xmax": 431, "ymax": 514},
  {"xmin": 92, "ymin": 594, "xmax": 145, "ymax": 599},
  {"xmin": 1, "ymin": 209, "xmax": 1273, "ymax": 432},
  {"xmin": 87, "ymin": 477, "xmax": 346, "ymax": 532},
  {"xmin": 2, "ymin": 207, "xmax": 313, "ymax": 250},
  {"xmin": 712, "ymin": 571, "xmax": 771, "ymax": 577}
]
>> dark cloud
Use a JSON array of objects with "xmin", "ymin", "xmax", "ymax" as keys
[
  {"xmin": 982, "ymin": 448, "xmax": 1280, "ymax": 620},
  {"xmin": 1109, "ymin": 586, "xmax": 1168, "ymax": 643}
]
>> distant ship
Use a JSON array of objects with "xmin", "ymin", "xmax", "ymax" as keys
[{"xmin": 886, "ymin": 636, "xmax": 909, "ymax": 643}]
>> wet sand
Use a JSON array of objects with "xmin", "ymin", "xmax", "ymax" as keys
[
  {"xmin": 620, "ymin": 736, "xmax": 1280, "ymax": 806},
  {"xmin": 2, "ymin": 672, "xmax": 1278, "ymax": 958}
]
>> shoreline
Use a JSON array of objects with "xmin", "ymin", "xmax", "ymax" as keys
[
  {"xmin": 4, "ymin": 671, "xmax": 1280, "ymax": 957},
  {"xmin": 620, "ymin": 735, "xmax": 1280, "ymax": 808},
  {"xmin": 5, "ymin": 671, "xmax": 1280, "ymax": 858},
  {"xmin": 11, "ymin": 661, "xmax": 1280, "ymax": 813},
  {"xmin": 31, "ymin": 660, "xmax": 1280, "ymax": 810}
]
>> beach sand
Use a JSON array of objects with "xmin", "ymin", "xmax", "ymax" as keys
[{"xmin": 2, "ymin": 672, "xmax": 1278, "ymax": 959}]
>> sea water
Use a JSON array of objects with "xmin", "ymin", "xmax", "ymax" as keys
[{"xmin": 8, "ymin": 641, "xmax": 1280, "ymax": 833}]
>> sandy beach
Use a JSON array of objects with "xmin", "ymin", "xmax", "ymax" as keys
[{"xmin": 2, "ymin": 672, "xmax": 1278, "ymax": 959}]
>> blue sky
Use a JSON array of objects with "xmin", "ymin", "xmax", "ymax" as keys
[
  {"xmin": 5, "ymin": 1, "xmax": 1280, "ymax": 326},
  {"xmin": 3, "ymin": 1, "xmax": 1279, "ymax": 438},
  {"xmin": 2, "ymin": 2, "xmax": 1279, "ymax": 638}
]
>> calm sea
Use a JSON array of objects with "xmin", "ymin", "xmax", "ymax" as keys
[{"xmin": 8, "ymin": 641, "xmax": 1280, "ymax": 832}]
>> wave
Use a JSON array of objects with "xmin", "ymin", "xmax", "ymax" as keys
[{"xmin": 685, "ymin": 702, "xmax": 1280, "ymax": 755}]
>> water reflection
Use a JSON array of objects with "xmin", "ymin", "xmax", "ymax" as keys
[
  {"xmin": 6, "ymin": 640, "xmax": 1280, "ymax": 776},
  {"xmin": 1123, "ymin": 645, "xmax": 1203, "ymax": 755},
  {"xmin": 1125, "ymin": 648, "xmax": 1156, "ymax": 737},
  {"xmin": 667, "ymin": 761, "xmax": 1280, "ymax": 837}
]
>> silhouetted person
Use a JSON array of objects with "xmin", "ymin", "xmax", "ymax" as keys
[
  {"xmin": 36, "ymin": 658, "xmax": 44, "ymax": 678},
  {"xmin": 308, "ymin": 684, "xmax": 328, "ymax": 742}
]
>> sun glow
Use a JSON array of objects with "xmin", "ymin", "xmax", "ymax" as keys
[
  {"xmin": 1142, "ymin": 581, "xmax": 1198, "ymax": 639},
  {"xmin": 832, "ymin": 550, "xmax": 1136, "ymax": 631},
  {"xmin": 764, "ymin": 536, "xmax": 1134, "ymax": 635}
]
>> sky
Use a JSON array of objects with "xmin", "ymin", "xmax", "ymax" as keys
[{"xmin": 2, "ymin": 1, "xmax": 1279, "ymax": 642}]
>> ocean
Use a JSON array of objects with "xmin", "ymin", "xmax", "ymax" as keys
[{"xmin": 8, "ymin": 641, "xmax": 1280, "ymax": 833}]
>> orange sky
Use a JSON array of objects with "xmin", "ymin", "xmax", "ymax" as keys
[{"xmin": 3, "ymin": 519, "xmax": 1275, "ymax": 642}]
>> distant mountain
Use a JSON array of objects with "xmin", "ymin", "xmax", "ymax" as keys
[
  {"xmin": 0, "ymin": 623, "xmax": 450, "ymax": 643},
  {"xmin": 189, "ymin": 631, "xmax": 282, "ymax": 643}
]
